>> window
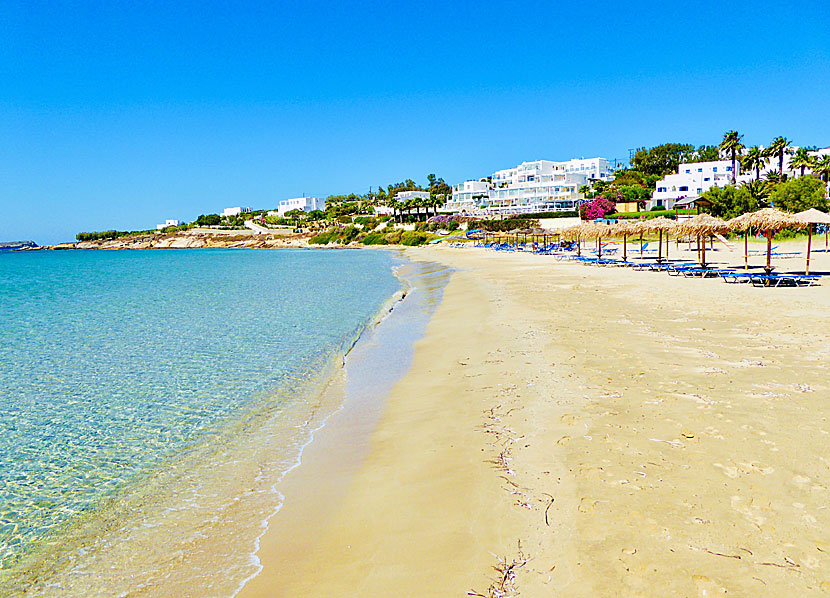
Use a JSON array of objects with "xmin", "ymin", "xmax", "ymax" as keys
[
  {"xmin": 685, "ymin": 169, "xmax": 691, "ymax": 174},
  {"xmin": 704, "ymin": 177, "xmax": 710, "ymax": 181},
  {"xmin": 679, "ymin": 186, "xmax": 689, "ymax": 191},
  {"xmin": 698, "ymin": 168, "xmax": 703, "ymax": 172},
  {"xmin": 713, "ymin": 167, "xmax": 718, "ymax": 172},
  {"xmin": 726, "ymin": 166, "xmax": 732, "ymax": 171},
  {"xmin": 697, "ymin": 188, "xmax": 702, "ymax": 194},
  {"xmin": 656, "ymin": 199, "xmax": 664, "ymax": 207}
]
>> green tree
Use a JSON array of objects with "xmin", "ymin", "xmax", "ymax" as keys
[
  {"xmin": 769, "ymin": 176, "xmax": 829, "ymax": 213},
  {"xmin": 195, "ymin": 214, "xmax": 221, "ymax": 226},
  {"xmin": 631, "ymin": 143, "xmax": 694, "ymax": 176},
  {"xmin": 718, "ymin": 130, "xmax": 744, "ymax": 184},
  {"xmin": 741, "ymin": 146, "xmax": 766, "ymax": 181},
  {"xmin": 682, "ymin": 145, "xmax": 720, "ymax": 163},
  {"xmin": 789, "ymin": 147, "xmax": 814, "ymax": 177},
  {"xmin": 768, "ymin": 136, "xmax": 791, "ymax": 179},
  {"xmin": 703, "ymin": 185, "xmax": 760, "ymax": 220}
]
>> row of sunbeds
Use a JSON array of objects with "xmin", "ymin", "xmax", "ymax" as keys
[{"xmin": 478, "ymin": 241, "xmax": 821, "ymax": 287}]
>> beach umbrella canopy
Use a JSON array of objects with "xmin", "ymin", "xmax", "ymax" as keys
[
  {"xmin": 727, "ymin": 208, "xmax": 805, "ymax": 232},
  {"xmin": 677, "ymin": 213, "xmax": 730, "ymax": 236},
  {"xmin": 728, "ymin": 208, "xmax": 807, "ymax": 273},
  {"xmin": 676, "ymin": 214, "xmax": 729, "ymax": 267},
  {"xmin": 794, "ymin": 208, "xmax": 830, "ymax": 225},
  {"xmin": 794, "ymin": 209, "xmax": 830, "ymax": 274}
]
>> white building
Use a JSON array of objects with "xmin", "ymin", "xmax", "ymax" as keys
[
  {"xmin": 156, "ymin": 219, "xmax": 182, "ymax": 231},
  {"xmin": 222, "ymin": 207, "xmax": 252, "ymax": 218},
  {"xmin": 650, "ymin": 161, "xmax": 737, "ymax": 209},
  {"xmin": 446, "ymin": 158, "xmax": 612, "ymax": 215},
  {"xmin": 393, "ymin": 190, "xmax": 430, "ymax": 202},
  {"xmin": 275, "ymin": 197, "xmax": 326, "ymax": 217}
]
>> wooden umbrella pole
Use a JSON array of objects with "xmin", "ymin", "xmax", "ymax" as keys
[
  {"xmin": 658, "ymin": 230, "xmax": 663, "ymax": 262},
  {"xmin": 744, "ymin": 232, "xmax": 748, "ymax": 270},
  {"xmin": 765, "ymin": 232, "xmax": 772, "ymax": 274},
  {"xmin": 666, "ymin": 231, "xmax": 670, "ymax": 261},
  {"xmin": 598, "ymin": 237, "xmax": 602, "ymax": 259},
  {"xmin": 639, "ymin": 234, "xmax": 643, "ymax": 258},
  {"xmin": 701, "ymin": 235, "xmax": 706, "ymax": 267},
  {"xmin": 806, "ymin": 224, "xmax": 813, "ymax": 275},
  {"xmin": 623, "ymin": 233, "xmax": 627, "ymax": 262}
]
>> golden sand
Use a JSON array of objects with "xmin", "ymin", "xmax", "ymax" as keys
[{"xmin": 240, "ymin": 240, "xmax": 830, "ymax": 597}]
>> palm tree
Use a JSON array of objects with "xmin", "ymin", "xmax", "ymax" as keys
[
  {"xmin": 719, "ymin": 130, "xmax": 744, "ymax": 184},
  {"xmin": 768, "ymin": 136, "xmax": 791, "ymax": 179},
  {"xmin": 741, "ymin": 180, "xmax": 771, "ymax": 205},
  {"xmin": 764, "ymin": 170, "xmax": 782, "ymax": 185},
  {"xmin": 814, "ymin": 155, "xmax": 830, "ymax": 184},
  {"xmin": 742, "ymin": 146, "xmax": 766, "ymax": 181},
  {"xmin": 789, "ymin": 147, "xmax": 814, "ymax": 177}
]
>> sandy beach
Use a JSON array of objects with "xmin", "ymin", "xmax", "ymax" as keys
[{"xmin": 239, "ymin": 240, "xmax": 830, "ymax": 597}]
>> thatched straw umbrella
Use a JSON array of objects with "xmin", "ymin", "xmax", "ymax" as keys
[
  {"xmin": 677, "ymin": 214, "xmax": 729, "ymax": 267},
  {"xmin": 728, "ymin": 208, "xmax": 807, "ymax": 274},
  {"xmin": 645, "ymin": 217, "xmax": 677, "ymax": 263},
  {"xmin": 795, "ymin": 208, "xmax": 830, "ymax": 274},
  {"xmin": 612, "ymin": 220, "xmax": 638, "ymax": 262}
]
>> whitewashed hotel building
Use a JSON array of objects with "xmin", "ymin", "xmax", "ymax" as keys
[
  {"xmin": 274, "ymin": 197, "xmax": 326, "ymax": 217},
  {"xmin": 445, "ymin": 158, "xmax": 613, "ymax": 214},
  {"xmin": 649, "ymin": 161, "xmax": 738, "ymax": 209}
]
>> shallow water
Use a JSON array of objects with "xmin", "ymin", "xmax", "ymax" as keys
[{"xmin": 0, "ymin": 249, "xmax": 402, "ymax": 594}]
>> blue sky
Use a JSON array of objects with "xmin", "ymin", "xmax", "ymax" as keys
[{"xmin": 2, "ymin": 0, "xmax": 829, "ymax": 244}]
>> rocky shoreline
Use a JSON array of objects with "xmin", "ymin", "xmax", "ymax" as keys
[{"xmin": 36, "ymin": 230, "xmax": 318, "ymax": 250}]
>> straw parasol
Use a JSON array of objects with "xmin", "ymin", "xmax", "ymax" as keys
[
  {"xmin": 645, "ymin": 217, "xmax": 677, "ymax": 262},
  {"xmin": 676, "ymin": 214, "xmax": 729, "ymax": 267},
  {"xmin": 795, "ymin": 208, "xmax": 830, "ymax": 274},
  {"xmin": 728, "ymin": 208, "xmax": 807, "ymax": 274}
]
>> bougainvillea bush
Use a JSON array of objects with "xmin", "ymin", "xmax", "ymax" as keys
[{"xmin": 583, "ymin": 197, "xmax": 617, "ymax": 220}]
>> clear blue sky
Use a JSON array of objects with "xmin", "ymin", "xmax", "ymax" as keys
[{"xmin": 2, "ymin": 0, "xmax": 829, "ymax": 244}]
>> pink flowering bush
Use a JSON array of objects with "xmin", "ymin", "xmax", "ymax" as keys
[{"xmin": 583, "ymin": 197, "xmax": 617, "ymax": 220}]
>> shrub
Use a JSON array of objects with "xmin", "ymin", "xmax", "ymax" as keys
[
  {"xmin": 310, "ymin": 230, "xmax": 337, "ymax": 244},
  {"xmin": 361, "ymin": 232, "xmax": 389, "ymax": 245},
  {"xmin": 383, "ymin": 229, "xmax": 401, "ymax": 244},
  {"xmin": 584, "ymin": 198, "xmax": 617, "ymax": 220},
  {"xmin": 400, "ymin": 231, "xmax": 429, "ymax": 246},
  {"xmin": 447, "ymin": 221, "xmax": 460, "ymax": 231}
]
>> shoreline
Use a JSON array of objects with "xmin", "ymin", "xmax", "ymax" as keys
[{"xmin": 239, "ymin": 244, "xmax": 830, "ymax": 597}]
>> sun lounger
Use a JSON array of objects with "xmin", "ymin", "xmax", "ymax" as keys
[
  {"xmin": 720, "ymin": 272, "xmax": 755, "ymax": 283},
  {"xmin": 749, "ymin": 274, "xmax": 821, "ymax": 287},
  {"xmin": 680, "ymin": 268, "xmax": 735, "ymax": 278}
]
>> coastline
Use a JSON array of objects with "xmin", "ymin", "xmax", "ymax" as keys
[{"xmin": 239, "ymin": 244, "xmax": 830, "ymax": 597}]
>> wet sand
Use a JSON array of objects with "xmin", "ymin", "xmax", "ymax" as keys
[{"xmin": 240, "ymin": 240, "xmax": 830, "ymax": 597}]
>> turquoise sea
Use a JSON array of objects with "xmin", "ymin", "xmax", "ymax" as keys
[{"xmin": 0, "ymin": 249, "xmax": 410, "ymax": 596}]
